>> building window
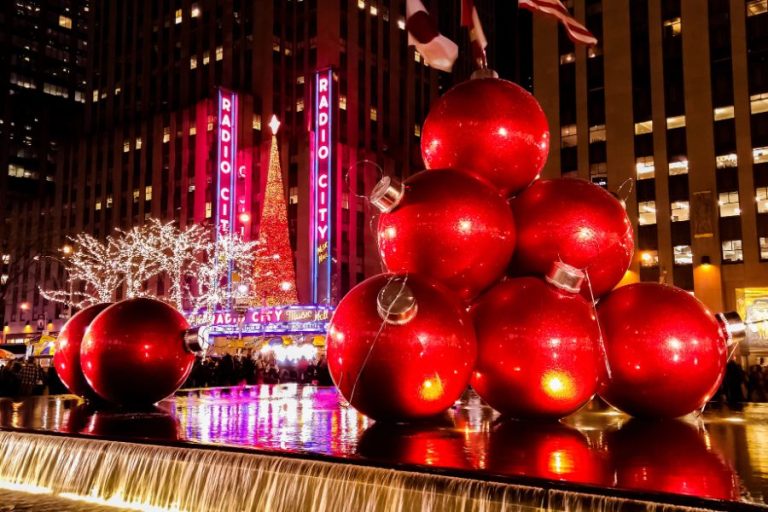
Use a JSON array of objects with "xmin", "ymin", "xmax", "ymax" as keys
[
  {"xmin": 669, "ymin": 158, "xmax": 689, "ymax": 175},
  {"xmin": 640, "ymin": 250, "xmax": 659, "ymax": 267},
  {"xmin": 757, "ymin": 187, "xmax": 768, "ymax": 213},
  {"xmin": 133, "ymin": 189, "xmax": 140, "ymax": 203},
  {"xmin": 145, "ymin": 186, "xmax": 152, "ymax": 201},
  {"xmin": 560, "ymin": 53, "xmax": 575, "ymax": 65},
  {"xmin": 414, "ymin": 124, "xmax": 421, "ymax": 137},
  {"xmin": 357, "ymin": 0, "xmax": 365, "ymax": 9},
  {"xmin": 714, "ymin": 106, "xmax": 735, "ymax": 121},
  {"xmin": 188, "ymin": 126, "xmax": 196, "ymax": 136},
  {"xmin": 760, "ymin": 237, "xmax": 768, "ymax": 260},
  {"xmin": 296, "ymin": 99, "xmax": 304, "ymax": 112},
  {"xmin": 674, "ymin": 245, "xmax": 693, "ymax": 265},
  {"xmin": 205, "ymin": 202, "xmax": 212, "ymax": 218},
  {"xmin": 671, "ymin": 201, "xmax": 690, "ymax": 222},
  {"xmin": 664, "ymin": 17, "xmax": 682, "ymax": 37},
  {"xmin": 202, "ymin": 51, "xmax": 210, "ymax": 65},
  {"xmin": 190, "ymin": 56, "xmax": 198, "ymax": 69},
  {"xmin": 719, "ymin": 191, "xmax": 741, "ymax": 217},
  {"xmin": 339, "ymin": 95, "xmax": 347, "ymax": 110},
  {"xmin": 638, "ymin": 201, "xmax": 657, "ymax": 225},
  {"xmin": 369, "ymin": 107, "xmax": 377, "ymax": 121},
  {"xmin": 751, "ymin": 92, "xmax": 768, "ymax": 114},
  {"xmin": 106, "ymin": 195, "xmax": 113, "ymax": 208},
  {"xmin": 747, "ymin": 0, "xmax": 768, "ymax": 16},
  {"xmin": 561, "ymin": 125, "xmax": 577, "ymax": 148},
  {"xmin": 191, "ymin": 3, "xmax": 200, "ymax": 18},
  {"xmin": 634, "ymin": 120, "xmax": 653, "ymax": 135},
  {"xmin": 175, "ymin": 9, "xmax": 183, "ymax": 24},
  {"xmin": 397, "ymin": 17, "xmax": 406, "ymax": 30},
  {"xmin": 123, "ymin": 140, "xmax": 131, "ymax": 153},
  {"xmin": 722, "ymin": 239, "xmax": 743, "ymax": 262},
  {"xmin": 369, "ymin": 5, "xmax": 378, "ymax": 15},
  {"xmin": 636, "ymin": 156, "xmax": 655, "ymax": 180},
  {"xmin": 716, "ymin": 153, "xmax": 738, "ymax": 169},
  {"xmin": 59, "ymin": 15, "xmax": 72, "ymax": 29},
  {"xmin": 252, "ymin": 114, "xmax": 261, "ymax": 131},
  {"xmin": 162, "ymin": 127, "xmax": 170, "ymax": 143},
  {"xmin": 589, "ymin": 125, "xmax": 606, "ymax": 143},
  {"xmin": 289, "ymin": 187, "xmax": 298, "ymax": 205},
  {"xmin": 215, "ymin": 46, "xmax": 223, "ymax": 61},
  {"xmin": 666, "ymin": 115, "xmax": 686, "ymax": 129},
  {"xmin": 135, "ymin": 137, "xmax": 142, "ymax": 150},
  {"xmin": 754, "ymin": 146, "xmax": 768, "ymax": 164}
]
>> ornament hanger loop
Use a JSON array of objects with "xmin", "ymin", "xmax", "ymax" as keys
[{"xmin": 345, "ymin": 159, "xmax": 385, "ymax": 200}]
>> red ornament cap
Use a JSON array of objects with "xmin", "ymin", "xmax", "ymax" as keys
[
  {"xmin": 376, "ymin": 276, "xmax": 418, "ymax": 325},
  {"xmin": 545, "ymin": 261, "xmax": 585, "ymax": 294},
  {"xmin": 716, "ymin": 311, "xmax": 746, "ymax": 347},
  {"xmin": 370, "ymin": 176, "xmax": 405, "ymax": 213}
]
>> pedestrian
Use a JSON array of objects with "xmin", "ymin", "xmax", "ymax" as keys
[{"xmin": 18, "ymin": 358, "xmax": 41, "ymax": 396}]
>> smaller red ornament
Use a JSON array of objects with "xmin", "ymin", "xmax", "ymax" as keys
[
  {"xmin": 421, "ymin": 77, "xmax": 550, "ymax": 196},
  {"xmin": 54, "ymin": 303, "xmax": 111, "ymax": 398},
  {"xmin": 511, "ymin": 178, "xmax": 634, "ymax": 299},
  {"xmin": 608, "ymin": 419, "xmax": 739, "ymax": 501},
  {"xmin": 471, "ymin": 263, "xmax": 601, "ymax": 419},
  {"xmin": 372, "ymin": 169, "xmax": 516, "ymax": 301},
  {"xmin": 327, "ymin": 273, "xmax": 477, "ymax": 422},
  {"xmin": 598, "ymin": 283, "xmax": 728, "ymax": 418},
  {"xmin": 81, "ymin": 298, "xmax": 197, "ymax": 407}
]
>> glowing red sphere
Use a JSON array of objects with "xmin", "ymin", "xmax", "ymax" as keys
[
  {"xmin": 511, "ymin": 178, "xmax": 634, "ymax": 299},
  {"xmin": 53, "ymin": 303, "xmax": 111, "ymax": 398},
  {"xmin": 81, "ymin": 298, "xmax": 195, "ymax": 407},
  {"xmin": 421, "ymin": 78, "xmax": 550, "ymax": 196},
  {"xmin": 608, "ymin": 420, "xmax": 739, "ymax": 501},
  {"xmin": 376, "ymin": 169, "xmax": 516, "ymax": 301},
  {"xmin": 598, "ymin": 283, "xmax": 727, "ymax": 418},
  {"xmin": 471, "ymin": 277, "xmax": 601, "ymax": 419},
  {"xmin": 327, "ymin": 274, "xmax": 476, "ymax": 422}
]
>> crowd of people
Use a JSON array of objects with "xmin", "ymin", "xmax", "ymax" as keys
[
  {"xmin": 0, "ymin": 359, "xmax": 68, "ymax": 397},
  {"xmin": 718, "ymin": 358, "xmax": 768, "ymax": 406},
  {"xmin": 182, "ymin": 354, "xmax": 334, "ymax": 388}
]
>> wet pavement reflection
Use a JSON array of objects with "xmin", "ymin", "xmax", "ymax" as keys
[{"xmin": 0, "ymin": 385, "xmax": 766, "ymax": 507}]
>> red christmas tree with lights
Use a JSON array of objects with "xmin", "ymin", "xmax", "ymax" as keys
[{"xmin": 253, "ymin": 116, "xmax": 299, "ymax": 306}]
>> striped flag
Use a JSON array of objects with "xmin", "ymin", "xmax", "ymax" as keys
[
  {"xmin": 461, "ymin": 0, "xmax": 488, "ymax": 69},
  {"xmin": 519, "ymin": 0, "xmax": 598, "ymax": 46},
  {"xmin": 405, "ymin": 0, "xmax": 459, "ymax": 72}
]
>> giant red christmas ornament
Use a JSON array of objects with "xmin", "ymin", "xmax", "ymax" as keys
[
  {"xmin": 421, "ymin": 78, "xmax": 550, "ymax": 196},
  {"xmin": 53, "ymin": 303, "xmax": 111, "ymax": 398},
  {"xmin": 608, "ymin": 420, "xmax": 739, "ymax": 501},
  {"xmin": 372, "ymin": 169, "xmax": 516, "ymax": 301},
  {"xmin": 511, "ymin": 178, "xmax": 634, "ymax": 299},
  {"xmin": 598, "ymin": 283, "xmax": 727, "ymax": 418},
  {"xmin": 81, "ymin": 298, "xmax": 196, "ymax": 407},
  {"xmin": 487, "ymin": 420, "xmax": 611, "ymax": 486},
  {"xmin": 327, "ymin": 273, "xmax": 476, "ymax": 422},
  {"xmin": 471, "ymin": 264, "xmax": 601, "ymax": 419},
  {"xmin": 357, "ymin": 421, "xmax": 469, "ymax": 469}
]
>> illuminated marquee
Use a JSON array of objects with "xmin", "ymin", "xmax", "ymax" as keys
[
  {"xmin": 215, "ymin": 89, "xmax": 239, "ymax": 299},
  {"xmin": 195, "ymin": 305, "xmax": 333, "ymax": 336},
  {"xmin": 311, "ymin": 69, "xmax": 334, "ymax": 304}
]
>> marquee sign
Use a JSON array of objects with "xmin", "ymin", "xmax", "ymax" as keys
[
  {"xmin": 191, "ymin": 305, "xmax": 333, "ymax": 337},
  {"xmin": 311, "ymin": 69, "xmax": 334, "ymax": 305}
]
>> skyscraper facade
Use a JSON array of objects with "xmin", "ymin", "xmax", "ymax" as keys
[{"xmin": 531, "ymin": 0, "xmax": 768, "ymax": 327}]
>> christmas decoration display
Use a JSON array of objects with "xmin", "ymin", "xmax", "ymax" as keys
[
  {"xmin": 358, "ymin": 421, "xmax": 469, "ymax": 468},
  {"xmin": 511, "ymin": 178, "xmax": 634, "ymax": 299},
  {"xmin": 81, "ymin": 298, "xmax": 197, "ymax": 407},
  {"xmin": 608, "ymin": 420, "xmax": 739, "ymax": 501},
  {"xmin": 53, "ymin": 303, "xmax": 111, "ymax": 398},
  {"xmin": 252, "ymin": 119, "xmax": 299, "ymax": 306},
  {"xmin": 420, "ymin": 78, "xmax": 550, "ymax": 196},
  {"xmin": 597, "ymin": 283, "xmax": 727, "ymax": 418},
  {"xmin": 327, "ymin": 273, "xmax": 476, "ymax": 422},
  {"xmin": 488, "ymin": 420, "xmax": 610, "ymax": 486},
  {"xmin": 372, "ymin": 169, "xmax": 516, "ymax": 301},
  {"xmin": 471, "ymin": 263, "xmax": 601, "ymax": 419}
]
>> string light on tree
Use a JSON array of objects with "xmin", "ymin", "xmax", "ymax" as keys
[{"xmin": 252, "ymin": 115, "xmax": 299, "ymax": 306}]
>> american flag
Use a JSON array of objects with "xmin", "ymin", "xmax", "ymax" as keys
[
  {"xmin": 405, "ymin": 0, "xmax": 459, "ymax": 72},
  {"xmin": 519, "ymin": 0, "xmax": 598, "ymax": 46}
]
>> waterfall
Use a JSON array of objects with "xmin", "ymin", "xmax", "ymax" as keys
[{"xmin": 0, "ymin": 431, "xmax": 719, "ymax": 512}]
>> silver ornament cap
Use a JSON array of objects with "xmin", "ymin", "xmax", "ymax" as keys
[
  {"xmin": 377, "ymin": 276, "xmax": 418, "ymax": 325},
  {"xmin": 370, "ymin": 176, "xmax": 404, "ymax": 213},
  {"xmin": 716, "ymin": 311, "xmax": 746, "ymax": 347},
  {"xmin": 545, "ymin": 261, "xmax": 585, "ymax": 294},
  {"xmin": 184, "ymin": 325, "xmax": 211, "ymax": 354},
  {"xmin": 470, "ymin": 68, "xmax": 499, "ymax": 80}
]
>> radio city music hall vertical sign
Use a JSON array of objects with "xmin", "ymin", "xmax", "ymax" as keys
[
  {"xmin": 311, "ymin": 69, "xmax": 334, "ymax": 304},
  {"xmin": 215, "ymin": 88, "xmax": 238, "ymax": 296}
]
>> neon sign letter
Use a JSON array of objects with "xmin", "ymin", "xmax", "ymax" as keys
[{"xmin": 311, "ymin": 69, "xmax": 334, "ymax": 304}]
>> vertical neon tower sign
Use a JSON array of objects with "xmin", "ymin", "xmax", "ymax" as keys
[
  {"xmin": 215, "ymin": 88, "xmax": 238, "ymax": 303},
  {"xmin": 311, "ymin": 69, "xmax": 334, "ymax": 304}
]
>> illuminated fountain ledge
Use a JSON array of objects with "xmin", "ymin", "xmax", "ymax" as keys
[{"xmin": 0, "ymin": 429, "xmax": 755, "ymax": 512}]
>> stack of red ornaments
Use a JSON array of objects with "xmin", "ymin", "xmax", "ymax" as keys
[{"xmin": 327, "ymin": 77, "xmax": 730, "ymax": 422}]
